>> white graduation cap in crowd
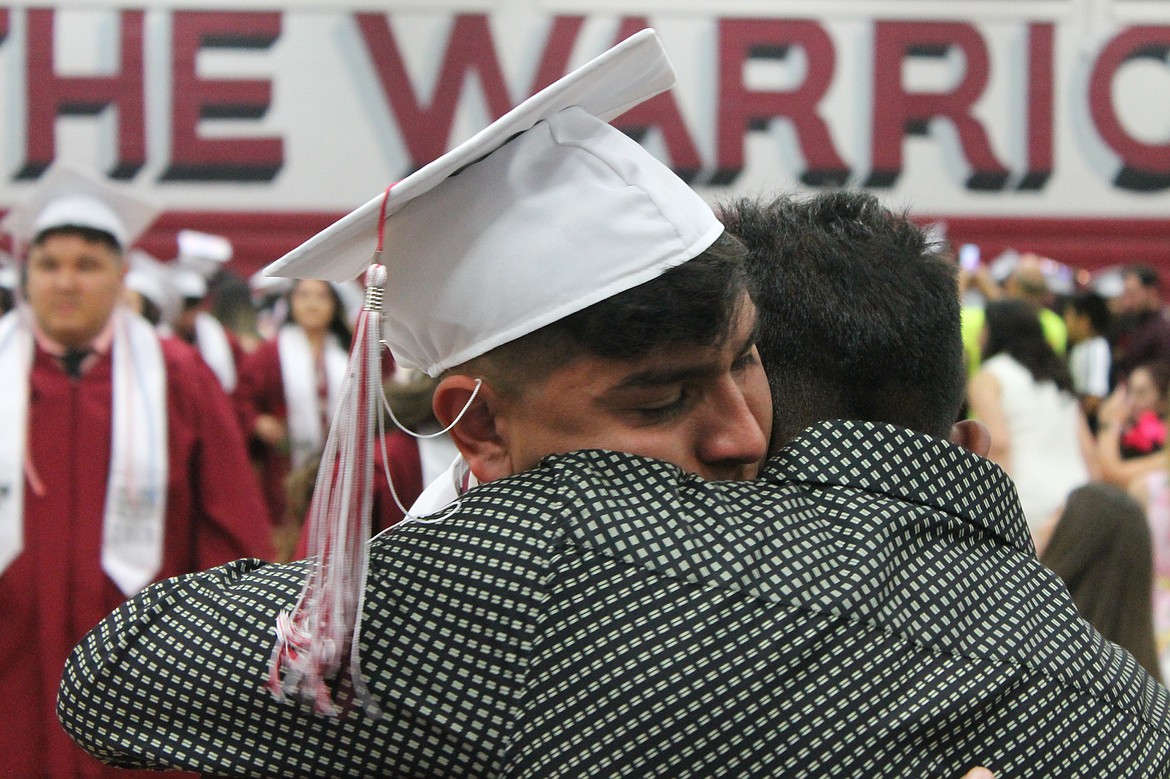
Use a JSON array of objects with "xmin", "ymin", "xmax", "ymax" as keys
[
  {"xmin": 265, "ymin": 27, "xmax": 720, "ymax": 378},
  {"xmin": 125, "ymin": 250, "xmax": 182, "ymax": 326},
  {"xmin": 262, "ymin": 28, "xmax": 722, "ymax": 716},
  {"xmin": 0, "ymin": 164, "xmax": 159, "ymax": 252},
  {"xmin": 249, "ymin": 266, "xmax": 293, "ymax": 299},
  {"xmin": 170, "ymin": 266, "xmax": 209, "ymax": 301},
  {"xmin": 176, "ymin": 229, "xmax": 232, "ymax": 279}
]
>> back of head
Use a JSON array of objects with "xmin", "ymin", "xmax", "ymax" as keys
[
  {"xmin": 721, "ymin": 190, "xmax": 963, "ymax": 447},
  {"xmin": 1065, "ymin": 290, "xmax": 1111, "ymax": 336},
  {"xmin": 983, "ymin": 298, "xmax": 1074, "ymax": 393},
  {"xmin": 1039, "ymin": 483, "xmax": 1161, "ymax": 682},
  {"xmin": 1006, "ymin": 254, "xmax": 1052, "ymax": 307}
]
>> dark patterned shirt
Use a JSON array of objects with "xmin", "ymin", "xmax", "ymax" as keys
[{"xmin": 59, "ymin": 420, "xmax": 1170, "ymax": 777}]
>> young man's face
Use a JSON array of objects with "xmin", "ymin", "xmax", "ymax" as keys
[
  {"xmin": 25, "ymin": 232, "xmax": 126, "ymax": 348},
  {"xmin": 491, "ymin": 294, "xmax": 772, "ymax": 481}
]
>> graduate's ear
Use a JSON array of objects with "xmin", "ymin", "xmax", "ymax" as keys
[
  {"xmin": 433, "ymin": 374, "xmax": 513, "ymax": 483},
  {"xmin": 949, "ymin": 419, "xmax": 991, "ymax": 457}
]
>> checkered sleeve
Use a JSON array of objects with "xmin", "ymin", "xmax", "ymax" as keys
[
  {"xmin": 56, "ymin": 465, "xmax": 569, "ymax": 777},
  {"xmin": 57, "ymin": 557, "xmax": 307, "ymax": 773}
]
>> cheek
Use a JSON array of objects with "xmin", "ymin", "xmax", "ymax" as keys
[{"xmin": 742, "ymin": 366, "xmax": 773, "ymax": 431}]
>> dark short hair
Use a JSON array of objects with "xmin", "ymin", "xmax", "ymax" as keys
[
  {"xmin": 452, "ymin": 230, "xmax": 750, "ymax": 394},
  {"xmin": 720, "ymin": 190, "xmax": 964, "ymax": 445},
  {"xmin": 32, "ymin": 225, "xmax": 122, "ymax": 255},
  {"xmin": 1063, "ymin": 291, "xmax": 1111, "ymax": 336},
  {"xmin": 983, "ymin": 298, "xmax": 1074, "ymax": 393}
]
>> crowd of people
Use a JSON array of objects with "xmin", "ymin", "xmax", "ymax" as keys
[
  {"xmin": 959, "ymin": 253, "xmax": 1170, "ymax": 682},
  {"xmin": 3, "ymin": 28, "xmax": 1170, "ymax": 778}
]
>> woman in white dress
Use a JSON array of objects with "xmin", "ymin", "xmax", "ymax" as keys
[{"xmin": 968, "ymin": 299, "xmax": 1100, "ymax": 544}]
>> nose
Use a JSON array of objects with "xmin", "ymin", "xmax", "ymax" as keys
[
  {"xmin": 696, "ymin": 375, "xmax": 769, "ymax": 479},
  {"xmin": 52, "ymin": 265, "xmax": 81, "ymax": 290}
]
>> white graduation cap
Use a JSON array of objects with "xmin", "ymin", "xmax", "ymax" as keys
[
  {"xmin": 125, "ymin": 250, "xmax": 182, "ymax": 326},
  {"xmin": 170, "ymin": 266, "xmax": 209, "ymax": 301},
  {"xmin": 249, "ymin": 266, "xmax": 294, "ymax": 299},
  {"xmin": 176, "ymin": 229, "xmax": 233, "ymax": 279},
  {"xmin": 265, "ymin": 28, "xmax": 722, "ymax": 377},
  {"xmin": 0, "ymin": 164, "xmax": 158, "ymax": 251}
]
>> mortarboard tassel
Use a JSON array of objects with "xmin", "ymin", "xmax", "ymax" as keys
[{"xmin": 267, "ymin": 189, "xmax": 393, "ymax": 716}]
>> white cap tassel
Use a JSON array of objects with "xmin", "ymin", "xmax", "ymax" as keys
[{"xmin": 267, "ymin": 192, "xmax": 392, "ymax": 716}]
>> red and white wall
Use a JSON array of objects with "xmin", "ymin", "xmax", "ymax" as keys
[{"xmin": 1, "ymin": 0, "xmax": 1168, "ymax": 275}]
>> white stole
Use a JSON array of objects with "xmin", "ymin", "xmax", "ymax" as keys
[
  {"xmin": 0, "ymin": 308, "xmax": 168, "ymax": 596},
  {"xmin": 278, "ymin": 325, "xmax": 347, "ymax": 469},
  {"xmin": 194, "ymin": 312, "xmax": 237, "ymax": 392},
  {"xmin": 0, "ymin": 310, "xmax": 32, "ymax": 577}
]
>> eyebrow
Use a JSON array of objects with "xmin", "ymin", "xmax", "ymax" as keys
[{"xmin": 611, "ymin": 315, "xmax": 760, "ymax": 390}]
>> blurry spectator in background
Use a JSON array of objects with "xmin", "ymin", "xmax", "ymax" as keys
[
  {"xmin": 1097, "ymin": 366, "xmax": 1170, "ymax": 488},
  {"xmin": 169, "ymin": 230, "xmax": 245, "ymax": 394},
  {"xmin": 960, "ymin": 251, "xmax": 1067, "ymax": 381},
  {"xmin": 1120, "ymin": 363, "xmax": 1170, "ymax": 459},
  {"xmin": 249, "ymin": 268, "xmax": 291, "ymax": 342},
  {"xmin": 1063, "ymin": 290, "xmax": 1112, "ymax": 423},
  {"xmin": 235, "ymin": 279, "xmax": 352, "ymax": 550},
  {"xmin": 0, "ymin": 165, "xmax": 271, "ymax": 778},
  {"xmin": 1111, "ymin": 264, "xmax": 1170, "ymax": 384},
  {"xmin": 212, "ymin": 273, "xmax": 264, "ymax": 353},
  {"xmin": 1002, "ymin": 252, "xmax": 1068, "ymax": 355},
  {"xmin": 1130, "ymin": 428, "xmax": 1170, "ymax": 682},
  {"xmin": 968, "ymin": 299, "xmax": 1098, "ymax": 537},
  {"xmin": 1039, "ymin": 483, "xmax": 1163, "ymax": 682},
  {"xmin": 122, "ymin": 249, "xmax": 180, "ymax": 329}
]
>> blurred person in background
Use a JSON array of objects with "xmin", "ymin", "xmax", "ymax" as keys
[
  {"xmin": 0, "ymin": 165, "xmax": 271, "ymax": 778},
  {"xmin": 1120, "ymin": 363, "xmax": 1170, "ymax": 458},
  {"xmin": 1062, "ymin": 290, "xmax": 1112, "ymax": 424},
  {"xmin": 1110, "ymin": 264, "xmax": 1170, "ymax": 384},
  {"xmin": 1096, "ymin": 365, "xmax": 1170, "ymax": 488},
  {"xmin": 169, "ymin": 230, "xmax": 246, "ymax": 394},
  {"xmin": 122, "ymin": 249, "xmax": 181, "ymax": 329},
  {"xmin": 1039, "ymin": 483, "xmax": 1163, "ymax": 682},
  {"xmin": 960, "ymin": 252, "xmax": 1067, "ymax": 381},
  {"xmin": 1002, "ymin": 253, "xmax": 1068, "ymax": 355},
  {"xmin": 235, "ymin": 278, "xmax": 352, "ymax": 551},
  {"xmin": 212, "ymin": 273, "xmax": 264, "ymax": 353},
  {"xmin": 968, "ymin": 298, "xmax": 1098, "ymax": 538},
  {"xmin": 1130, "ymin": 412, "xmax": 1170, "ymax": 683}
]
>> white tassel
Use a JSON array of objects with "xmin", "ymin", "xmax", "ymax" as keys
[{"xmin": 268, "ymin": 263, "xmax": 388, "ymax": 716}]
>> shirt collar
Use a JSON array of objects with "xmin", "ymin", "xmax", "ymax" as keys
[{"xmin": 764, "ymin": 419, "xmax": 1034, "ymax": 555}]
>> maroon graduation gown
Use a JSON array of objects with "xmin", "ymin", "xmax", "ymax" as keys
[
  {"xmin": 0, "ymin": 336, "xmax": 272, "ymax": 778},
  {"xmin": 234, "ymin": 338, "xmax": 294, "ymax": 527}
]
